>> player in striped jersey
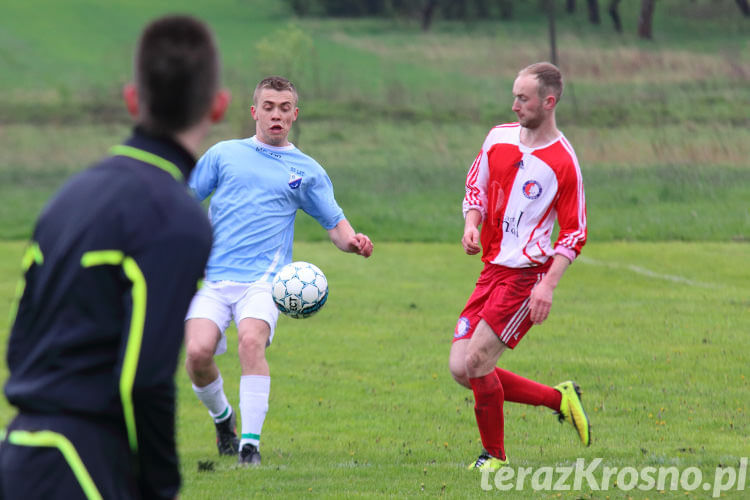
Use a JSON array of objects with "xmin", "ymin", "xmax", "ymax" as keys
[{"xmin": 449, "ymin": 62, "xmax": 591, "ymax": 471}]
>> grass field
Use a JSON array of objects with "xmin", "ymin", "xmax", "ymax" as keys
[
  {"xmin": 1, "ymin": 240, "xmax": 748, "ymax": 498},
  {"xmin": 1, "ymin": 0, "xmax": 749, "ymax": 498}
]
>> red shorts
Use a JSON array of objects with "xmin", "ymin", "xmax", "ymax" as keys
[{"xmin": 453, "ymin": 261, "xmax": 551, "ymax": 348}]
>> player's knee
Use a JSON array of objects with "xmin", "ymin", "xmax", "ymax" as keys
[
  {"xmin": 449, "ymin": 357, "xmax": 470, "ymax": 387},
  {"xmin": 237, "ymin": 331, "xmax": 267, "ymax": 358},
  {"xmin": 464, "ymin": 347, "xmax": 489, "ymax": 377},
  {"xmin": 185, "ymin": 338, "xmax": 215, "ymax": 369},
  {"xmin": 450, "ymin": 367, "xmax": 471, "ymax": 388}
]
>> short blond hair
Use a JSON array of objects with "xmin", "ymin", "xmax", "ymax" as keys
[
  {"xmin": 519, "ymin": 62, "xmax": 563, "ymax": 103},
  {"xmin": 253, "ymin": 76, "xmax": 298, "ymax": 105}
]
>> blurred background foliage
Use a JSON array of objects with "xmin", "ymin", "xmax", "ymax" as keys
[{"xmin": 0, "ymin": 0, "xmax": 747, "ymax": 242}]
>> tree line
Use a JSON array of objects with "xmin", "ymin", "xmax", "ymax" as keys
[{"xmin": 284, "ymin": 0, "xmax": 749, "ymax": 39}]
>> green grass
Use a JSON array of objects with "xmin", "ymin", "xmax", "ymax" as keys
[
  {"xmin": 1, "ymin": 240, "xmax": 748, "ymax": 498},
  {"xmin": 1, "ymin": 120, "xmax": 748, "ymax": 242},
  {"xmin": 1, "ymin": 1, "xmax": 749, "ymax": 497}
]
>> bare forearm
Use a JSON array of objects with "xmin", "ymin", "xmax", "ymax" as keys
[
  {"xmin": 328, "ymin": 219, "xmax": 355, "ymax": 252},
  {"xmin": 541, "ymin": 253, "xmax": 572, "ymax": 290},
  {"xmin": 327, "ymin": 219, "xmax": 373, "ymax": 257}
]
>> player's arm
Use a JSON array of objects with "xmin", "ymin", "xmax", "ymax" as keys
[
  {"xmin": 529, "ymin": 253, "xmax": 571, "ymax": 324},
  {"xmin": 530, "ymin": 160, "xmax": 587, "ymax": 324},
  {"xmin": 462, "ymin": 142, "xmax": 490, "ymax": 256},
  {"xmin": 187, "ymin": 146, "xmax": 219, "ymax": 201},
  {"xmin": 327, "ymin": 219, "xmax": 373, "ymax": 258},
  {"xmin": 462, "ymin": 209, "xmax": 482, "ymax": 255}
]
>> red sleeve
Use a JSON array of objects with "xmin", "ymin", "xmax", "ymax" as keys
[
  {"xmin": 553, "ymin": 141, "xmax": 586, "ymax": 260},
  {"xmin": 536, "ymin": 138, "xmax": 587, "ymax": 261}
]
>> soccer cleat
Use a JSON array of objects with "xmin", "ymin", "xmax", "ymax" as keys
[
  {"xmin": 215, "ymin": 408, "xmax": 240, "ymax": 456},
  {"xmin": 238, "ymin": 443, "xmax": 261, "ymax": 466},
  {"xmin": 468, "ymin": 450, "xmax": 508, "ymax": 471},
  {"xmin": 554, "ymin": 381, "xmax": 591, "ymax": 447}
]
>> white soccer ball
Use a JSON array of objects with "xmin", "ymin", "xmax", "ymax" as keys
[{"xmin": 271, "ymin": 261, "xmax": 328, "ymax": 319}]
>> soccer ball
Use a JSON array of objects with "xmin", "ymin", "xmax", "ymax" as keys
[{"xmin": 271, "ymin": 261, "xmax": 328, "ymax": 319}]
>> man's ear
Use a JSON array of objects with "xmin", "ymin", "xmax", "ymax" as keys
[
  {"xmin": 123, "ymin": 83, "xmax": 139, "ymax": 118},
  {"xmin": 543, "ymin": 95, "xmax": 557, "ymax": 110},
  {"xmin": 210, "ymin": 89, "xmax": 231, "ymax": 123}
]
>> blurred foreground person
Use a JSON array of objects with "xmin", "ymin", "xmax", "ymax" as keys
[{"xmin": 0, "ymin": 14, "xmax": 229, "ymax": 499}]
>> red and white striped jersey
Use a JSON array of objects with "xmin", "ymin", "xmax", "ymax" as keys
[{"xmin": 463, "ymin": 122, "xmax": 587, "ymax": 268}]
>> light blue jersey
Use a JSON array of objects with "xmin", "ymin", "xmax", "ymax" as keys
[{"xmin": 189, "ymin": 136, "xmax": 345, "ymax": 282}]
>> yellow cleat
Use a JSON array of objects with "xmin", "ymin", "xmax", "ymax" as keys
[
  {"xmin": 468, "ymin": 451, "xmax": 509, "ymax": 471},
  {"xmin": 555, "ymin": 381, "xmax": 591, "ymax": 447}
]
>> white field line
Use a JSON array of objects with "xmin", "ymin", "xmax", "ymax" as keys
[{"xmin": 578, "ymin": 255, "xmax": 723, "ymax": 289}]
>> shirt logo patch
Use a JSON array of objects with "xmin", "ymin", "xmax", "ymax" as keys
[
  {"xmin": 522, "ymin": 180, "xmax": 542, "ymax": 200},
  {"xmin": 288, "ymin": 173, "xmax": 302, "ymax": 189}
]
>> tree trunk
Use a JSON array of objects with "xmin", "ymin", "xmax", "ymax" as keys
[
  {"xmin": 637, "ymin": 0, "xmax": 656, "ymax": 40},
  {"xmin": 735, "ymin": 0, "xmax": 750, "ymax": 17},
  {"xmin": 547, "ymin": 0, "xmax": 557, "ymax": 65},
  {"xmin": 499, "ymin": 0, "xmax": 513, "ymax": 20},
  {"xmin": 566, "ymin": 0, "xmax": 576, "ymax": 13},
  {"xmin": 586, "ymin": 0, "xmax": 601, "ymax": 24},
  {"xmin": 475, "ymin": 0, "xmax": 490, "ymax": 18},
  {"xmin": 608, "ymin": 0, "xmax": 622, "ymax": 32},
  {"xmin": 421, "ymin": 0, "xmax": 439, "ymax": 31}
]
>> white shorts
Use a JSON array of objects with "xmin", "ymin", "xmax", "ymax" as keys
[{"xmin": 185, "ymin": 280, "xmax": 279, "ymax": 355}]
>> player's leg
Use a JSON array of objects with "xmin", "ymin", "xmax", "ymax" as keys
[
  {"xmin": 464, "ymin": 319, "xmax": 509, "ymax": 471},
  {"xmin": 235, "ymin": 318, "xmax": 271, "ymax": 465},
  {"xmin": 234, "ymin": 282, "xmax": 278, "ymax": 466},
  {"xmin": 484, "ymin": 265, "xmax": 590, "ymax": 446},
  {"xmin": 493, "ymin": 368, "xmax": 561, "ymax": 409},
  {"xmin": 450, "ymin": 270, "xmax": 492, "ymax": 389},
  {"xmin": 491, "ymin": 368, "xmax": 589, "ymax": 446},
  {"xmin": 185, "ymin": 318, "xmax": 223, "ymax": 386},
  {"xmin": 448, "ymin": 339, "xmax": 471, "ymax": 388},
  {"xmin": 185, "ymin": 285, "xmax": 238, "ymax": 456}
]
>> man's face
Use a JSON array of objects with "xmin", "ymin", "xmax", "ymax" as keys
[
  {"xmin": 511, "ymin": 74, "xmax": 547, "ymax": 130},
  {"xmin": 251, "ymin": 88, "xmax": 298, "ymax": 147}
]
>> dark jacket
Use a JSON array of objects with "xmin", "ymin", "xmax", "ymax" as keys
[{"xmin": 4, "ymin": 127, "xmax": 212, "ymax": 498}]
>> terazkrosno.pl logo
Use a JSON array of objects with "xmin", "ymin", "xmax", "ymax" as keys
[{"xmin": 479, "ymin": 457, "xmax": 747, "ymax": 498}]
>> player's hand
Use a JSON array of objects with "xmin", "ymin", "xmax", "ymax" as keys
[
  {"xmin": 462, "ymin": 226, "xmax": 481, "ymax": 255},
  {"xmin": 529, "ymin": 281, "xmax": 554, "ymax": 324},
  {"xmin": 351, "ymin": 233, "xmax": 373, "ymax": 258}
]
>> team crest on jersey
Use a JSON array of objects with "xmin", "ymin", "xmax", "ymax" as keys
[
  {"xmin": 288, "ymin": 173, "xmax": 302, "ymax": 189},
  {"xmin": 522, "ymin": 180, "xmax": 542, "ymax": 200}
]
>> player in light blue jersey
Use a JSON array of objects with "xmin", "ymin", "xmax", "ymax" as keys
[{"xmin": 184, "ymin": 76, "xmax": 373, "ymax": 465}]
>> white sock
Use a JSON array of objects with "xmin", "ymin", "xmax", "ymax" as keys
[
  {"xmin": 239, "ymin": 375, "xmax": 270, "ymax": 448},
  {"xmin": 192, "ymin": 374, "xmax": 232, "ymax": 423}
]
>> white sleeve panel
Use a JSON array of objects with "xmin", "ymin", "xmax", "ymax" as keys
[{"xmin": 462, "ymin": 131, "xmax": 493, "ymax": 220}]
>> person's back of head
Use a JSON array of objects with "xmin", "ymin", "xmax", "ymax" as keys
[{"xmin": 135, "ymin": 15, "xmax": 220, "ymax": 135}]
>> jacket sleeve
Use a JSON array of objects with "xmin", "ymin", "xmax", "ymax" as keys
[{"xmin": 119, "ymin": 229, "xmax": 211, "ymax": 499}]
